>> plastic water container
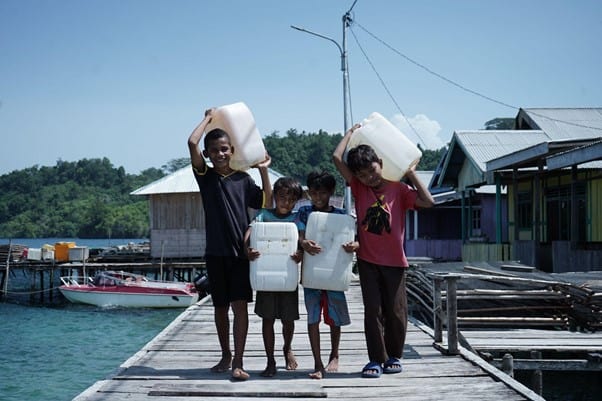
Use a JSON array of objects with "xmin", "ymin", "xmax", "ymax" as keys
[
  {"xmin": 302, "ymin": 212, "xmax": 356, "ymax": 291},
  {"xmin": 205, "ymin": 102, "xmax": 267, "ymax": 171},
  {"xmin": 249, "ymin": 222, "xmax": 299, "ymax": 291},
  {"xmin": 69, "ymin": 246, "xmax": 89, "ymax": 261},
  {"xmin": 26, "ymin": 248, "xmax": 42, "ymax": 261},
  {"xmin": 55, "ymin": 241, "xmax": 76, "ymax": 262},
  {"xmin": 346, "ymin": 112, "xmax": 422, "ymax": 181}
]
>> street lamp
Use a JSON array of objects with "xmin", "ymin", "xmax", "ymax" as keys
[{"xmin": 291, "ymin": 2, "xmax": 356, "ymax": 213}]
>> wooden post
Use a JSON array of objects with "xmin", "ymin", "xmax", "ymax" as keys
[
  {"xmin": 495, "ymin": 173, "xmax": 502, "ymax": 244},
  {"xmin": 533, "ymin": 161, "xmax": 542, "ymax": 269},
  {"xmin": 433, "ymin": 277, "xmax": 443, "ymax": 343},
  {"xmin": 502, "ymin": 353, "xmax": 514, "ymax": 377},
  {"xmin": 446, "ymin": 276, "xmax": 459, "ymax": 354},
  {"xmin": 49, "ymin": 263, "xmax": 55, "ymax": 302},
  {"xmin": 39, "ymin": 268, "xmax": 44, "ymax": 303},
  {"xmin": 531, "ymin": 350, "xmax": 543, "ymax": 395},
  {"xmin": 160, "ymin": 240, "xmax": 166, "ymax": 280},
  {"xmin": 2, "ymin": 240, "xmax": 11, "ymax": 300},
  {"xmin": 461, "ymin": 191, "xmax": 467, "ymax": 244},
  {"xmin": 29, "ymin": 267, "xmax": 35, "ymax": 303},
  {"xmin": 513, "ymin": 169, "xmax": 519, "ymax": 243},
  {"xmin": 570, "ymin": 166, "xmax": 578, "ymax": 247}
]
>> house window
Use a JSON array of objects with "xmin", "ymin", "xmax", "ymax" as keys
[{"xmin": 517, "ymin": 192, "xmax": 532, "ymax": 230}]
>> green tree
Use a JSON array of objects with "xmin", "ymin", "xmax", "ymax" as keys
[
  {"xmin": 162, "ymin": 158, "xmax": 190, "ymax": 173},
  {"xmin": 484, "ymin": 117, "xmax": 514, "ymax": 130}
]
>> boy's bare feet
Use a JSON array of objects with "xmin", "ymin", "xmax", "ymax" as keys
[
  {"xmin": 231, "ymin": 367, "xmax": 250, "ymax": 381},
  {"xmin": 260, "ymin": 359, "xmax": 277, "ymax": 377},
  {"xmin": 309, "ymin": 367, "xmax": 325, "ymax": 380},
  {"xmin": 325, "ymin": 356, "xmax": 339, "ymax": 372},
  {"xmin": 284, "ymin": 347, "xmax": 298, "ymax": 370},
  {"xmin": 210, "ymin": 354, "xmax": 232, "ymax": 373}
]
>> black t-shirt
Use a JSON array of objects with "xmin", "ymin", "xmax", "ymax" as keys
[{"xmin": 193, "ymin": 166, "xmax": 264, "ymax": 257}]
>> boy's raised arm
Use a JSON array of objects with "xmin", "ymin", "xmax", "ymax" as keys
[
  {"xmin": 405, "ymin": 165, "xmax": 435, "ymax": 209},
  {"xmin": 333, "ymin": 124, "xmax": 360, "ymax": 184},
  {"xmin": 187, "ymin": 109, "xmax": 214, "ymax": 171},
  {"xmin": 254, "ymin": 153, "xmax": 273, "ymax": 208}
]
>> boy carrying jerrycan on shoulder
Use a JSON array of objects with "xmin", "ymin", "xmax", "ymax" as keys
[{"xmin": 333, "ymin": 117, "xmax": 434, "ymax": 379}]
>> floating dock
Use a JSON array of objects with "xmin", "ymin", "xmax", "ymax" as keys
[{"xmin": 73, "ymin": 279, "xmax": 542, "ymax": 400}]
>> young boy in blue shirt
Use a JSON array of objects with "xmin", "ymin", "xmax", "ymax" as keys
[
  {"xmin": 245, "ymin": 177, "xmax": 304, "ymax": 377},
  {"xmin": 297, "ymin": 171, "xmax": 358, "ymax": 379}
]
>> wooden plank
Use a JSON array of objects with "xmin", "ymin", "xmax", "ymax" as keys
[
  {"xmin": 74, "ymin": 280, "xmax": 540, "ymax": 401},
  {"xmin": 149, "ymin": 382, "xmax": 327, "ymax": 398}
]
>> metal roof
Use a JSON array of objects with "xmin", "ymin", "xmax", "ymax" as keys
[
  {"xmin": 518, "ymin": 108, "xmax": 602, "ymax": 140},
  {"xmin": 434, "ymin": 130, "xmax": 548, "ymax": 189},
  {"xmin": 130, "ymin": 167, "xmax": 283, "ymax": 196},
  {"xmin": 434, "ymin": 108, "xmax": 602, "ymax": 190},
  {"xmin": 546, "ymin": 138, "xmax": 602, "ymax": 170},
  {"xmin": 454, "ymin": 130, "xmax": 550, "ymax": 171},
  {"xmin": 486, "ymin": 137, "xmax": 601, "ymax": 171}
]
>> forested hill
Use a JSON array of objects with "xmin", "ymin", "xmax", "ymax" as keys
[
  {"xmin": 0, "ymin": 158, "xmax": 166, "ymax": 238},
  {"xmin": 0, "ymin": 130, "xmax": 445, "ymax": 238}
]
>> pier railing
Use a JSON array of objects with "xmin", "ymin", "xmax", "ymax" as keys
[{"xmin": 424, "ymin": 271, "xmax": 581, "ymax": 353}]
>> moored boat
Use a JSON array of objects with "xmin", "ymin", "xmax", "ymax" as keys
[{"xmin": 59, "ymin": 270, "xmax": 199, "ymax": 308}]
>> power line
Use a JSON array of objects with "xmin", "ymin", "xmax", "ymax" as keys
[
  {"xmin": 352, "ymin": 21, "xmax": 602, "ymax": 133},
  {"xmin": 349, "ymin": 26, "xmax": 427, "ymax": 147},
  {"xmin": 354, "ymin": 21, "xmax": 517, "ymax": 111}
]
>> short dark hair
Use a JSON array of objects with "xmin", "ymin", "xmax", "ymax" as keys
[
  {"xmin": 273, "ymin": 177, "xmax": 303, "ymax": 201},
  {"xmin": 346, "ymin": 144, "xmax": 380, "ymax": 174},
  {"xmin": 306, "ymin": 171, "xmax": 336, "ymax": 191},
  {"xmin": 203, "ymin": 128, "xmax": 230, "ymax": 150}
]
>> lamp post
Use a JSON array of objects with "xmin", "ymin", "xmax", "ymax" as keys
[{"xmin": 291, "ymin": 2, "xmax": 356, "ymax": 213}]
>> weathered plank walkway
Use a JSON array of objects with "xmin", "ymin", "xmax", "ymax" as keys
[{"xmin": 74, "ymin": 280, "xmax": 542, "ymax": 400}]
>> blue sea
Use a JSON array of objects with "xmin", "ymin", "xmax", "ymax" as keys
[
  {"xmin": 0, "ymin": 302, "xmax": 181, "ymax": 401},
  {"xmin": 0, "ymin": 238, "xmax": 182, "ymax": 401}
]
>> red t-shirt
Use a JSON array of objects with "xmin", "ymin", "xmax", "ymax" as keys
[{"xmin": 350, "ymin": 177, "xmax": 417, "ymax": 268}]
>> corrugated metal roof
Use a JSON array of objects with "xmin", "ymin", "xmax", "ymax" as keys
[
  {"xmin": 455, "ymin": 130, "xmax": 550, "ymax": 171},
  {"xmin": 130, "ymin": 166, "xmax": 283, "ymax": 196},
  {"xmin": 521, "ymin": 108, "xmax": 602, "ymax": 140}
]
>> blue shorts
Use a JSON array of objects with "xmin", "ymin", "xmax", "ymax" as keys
[{"xmin": 303, "ymin": 287, "xmax": 351, "ymax": 326}]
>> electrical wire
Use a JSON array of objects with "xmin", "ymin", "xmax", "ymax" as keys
[
  {"xmin": 352, "ymin": 21, "xmax": 602, "ymax": 133},
  {"xmin": 349, "ymin": 26, "xmax": 427, "ymax": 146}
]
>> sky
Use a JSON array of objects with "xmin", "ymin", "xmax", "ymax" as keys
[{"xmin": 1, "ymin": 0, "xmax": 601, "ymax": 176}]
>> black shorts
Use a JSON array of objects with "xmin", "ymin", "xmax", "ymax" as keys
[{"xmin": 206, "ymin": 255, "xmax": 253, "ymax": 307}]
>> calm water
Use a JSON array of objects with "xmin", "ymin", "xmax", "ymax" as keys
[
  {"xmin": 0, "ymin": 302, "xmax": 181, "ymax": 401},
  {"xmin": 0, "ymin": 237, "xmax": 181, "ymax": 400}
]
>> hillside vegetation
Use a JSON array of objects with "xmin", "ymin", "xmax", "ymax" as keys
[{"xmin": 0, "ymin": 130, "xmax": 445, "ymax": 238}]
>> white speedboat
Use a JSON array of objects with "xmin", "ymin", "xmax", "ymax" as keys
[{"xmin": 59, "ymin": 270, "xmax": 199, "ymax": 308}]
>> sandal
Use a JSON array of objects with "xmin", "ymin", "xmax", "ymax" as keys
[
  {"xmin": 361, "ymin": 361, "xmax": 383, "ymax": 378},
  {"xmin": 383, "ymin": 357, "xmax": 403, "ymax": 374}
]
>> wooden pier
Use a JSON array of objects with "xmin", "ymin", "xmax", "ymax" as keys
[{"xmin": 73, "ymin": 279, "xmax": 542, "ymax": 401}]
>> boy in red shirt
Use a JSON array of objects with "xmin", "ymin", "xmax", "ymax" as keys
[{"xmin": 333, "ymin": 124, "xmax": 434, "ymax": 378}]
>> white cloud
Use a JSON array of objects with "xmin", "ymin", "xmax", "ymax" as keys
[{"xmin": 390, "ymin": 113, "xmax": 447, "ymax": 150}]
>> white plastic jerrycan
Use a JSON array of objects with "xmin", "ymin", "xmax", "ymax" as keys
[
  {"xmin": 302, "ymin": 212, "xmax": 356, "ymax": 291},
  {"xmin": 205, "ymin": 102, "xmax": 267, "ymax": 171},
  {"xmin": 346, "ymin": 112, "xmax": 422, "ymax": 181},
  {"xmin": 250, "ymin": 222, "xmax": 299, "ymax": 292}
]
